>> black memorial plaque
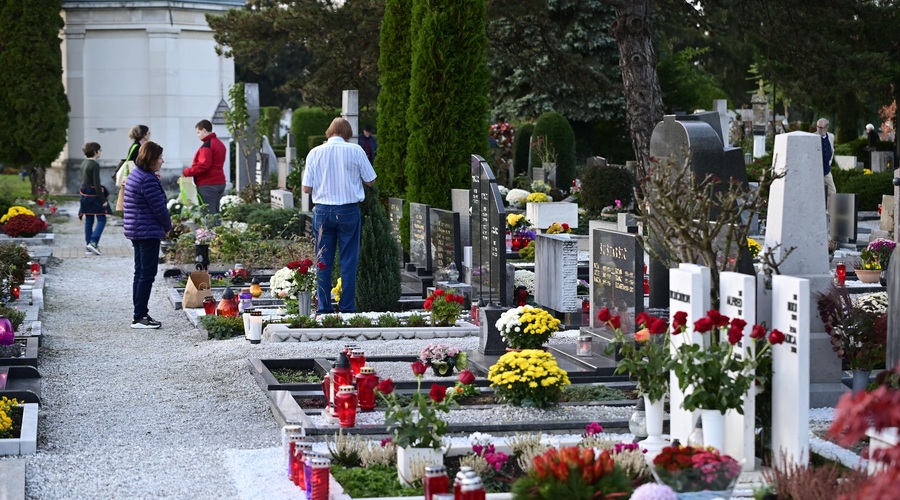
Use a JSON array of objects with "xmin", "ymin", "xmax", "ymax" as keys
[
  {"xmin": 591, "ymin": 229, "xmax": 643, "ymax": 336},
  {"xmin": 430, "ymin": 208, "xmax": 462, "ymax": 279},
  {"xmin": 388, "ymin": 197, "xmax": 404, "ymax": 242},
  {"xmin": 470, "ymin": 155, "xmax": 508, "ymax": 306},
  {"xmin": 409, "ymin": 202, "xmax": 432, "ymax": 273}
]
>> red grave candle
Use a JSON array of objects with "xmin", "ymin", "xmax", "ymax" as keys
[
  {"xmin": 334, "ymin": 385, "xmax": 358, "ymax": 428},
  {"xmin": 310, "ymin": 457, "xmax": 331, "ymax": 500},
  {"xmin": 355, "ymin": 366, "xmax": 379, "ymax": 412},
  {"xmin": 424, "ymin": 465, "xmax": 450, "ymax": 499},
  {"xmin": 836, "ymin": 262, "xmax": 846, "ymax": 286},
  {"xmin": 349, "ymin": 349, "xmax": 366, "ymax": 376}
]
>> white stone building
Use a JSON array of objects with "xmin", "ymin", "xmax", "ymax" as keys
[{"xmin": 52, "ymin": 0, "xmax": 241, "ymax": 194}]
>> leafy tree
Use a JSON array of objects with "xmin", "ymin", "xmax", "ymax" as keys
[
  {"xmin": 656, "ymin": 47, "xmax": 728, "ymax": 113},
  {"xmin": 357, "ymin": 186, "xmax": 401, "ymax": 311},
  {"xmin": 224, "ymin": 82, "xmax": 265, "ymax": 199},
  {"xmin": 374, "ymin": 0, "xmax": 413, "ymax": 198},
  {"xmin": 0, "ymin": 0, "xmax": 69, "ymax": 194},
  {"xmin": 404, "ymin": 0, "xmax": 490, "ymax": 209}
]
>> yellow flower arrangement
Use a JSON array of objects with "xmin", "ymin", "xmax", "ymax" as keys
[
  {"xmin": 525, "ymin": 192, "xmax": 550, "ymax": 203},
  {"xmin": 331, "ymin": 278, "xmax": 342, "ymax": 303},
  {"xmin": 495, "ymin": 305, "xmax": 561, "ymax": 349},
  {"xmin": 0, "ymin": 397, "xmax": 21, "ymax": 438},
  {"xmin": 488, "ymin": 350, "xmax": 570, "ymax": 408},
  {"xmin": 747, "ymin": 238, "xmax": 761, "ymax": 259},
  {"xmin": 506, "ymin": 213, "xmax": 529, "ymax": 231},
  {"xmin": 0, "ymin": 206, "xmax": 35, "ymax": 224},
  {"xmin": 545, "ymin": 222, "xmax": 571, "ymax": 234}
]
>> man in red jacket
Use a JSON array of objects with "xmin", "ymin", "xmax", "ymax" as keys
[{"xmin": 183, "ymin": 119, "xmax": 227, "ymax": 218}]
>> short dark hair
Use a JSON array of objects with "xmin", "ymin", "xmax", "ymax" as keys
[
  {"xmin": 82, "ymin": 142, "xmax": 101, "ymax": 158},
  {"xmin": 363, "ymin": 124, "xmax": 374, "ymax": 133},
  {"xmin": 129, "ymin": 124, "xmax": 150, "ymax": 141},
  {"xmin": 195, "ymin": 119, "xmax": 213, "ymax": 133},
  {"xmin": 135, "ymin": 141, "xmax": 163, "ymax": 172}
]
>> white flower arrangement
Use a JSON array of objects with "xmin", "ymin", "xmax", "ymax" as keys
[
  {"xmin": 530, "ymin": 180, "xmax": 551, "ymax": 194},
  {"xmin": 220, "ymin": 195, "xmax": 243, "ymax": 211},
  {"xmin": 497, "ymin": 185, "xmax": 510, "ymax": 197},
  {"xmin": 495, "ymin": 306, "xmax": 526, "ymax": 342},
  {"xmin": 221, "ymin": 221, "xmax": 248, "ymax": 232},
  {"xmin": 269, "ymin": 267, "xmax": 297, "ymax": 299},
  {"xmin": 505, "ymin": 189, "xmax": 530, "ymax": 208},
  {"xmin": 515, "ymin": 269, "xmax": 536, "ymax": 295},
  {"xmin": 853, "ymin": 292, "xmax": 888, "ymax": 315},
  {"xmin": 469, "ymin": 432, "xmax": 494, "ymax": 447}
]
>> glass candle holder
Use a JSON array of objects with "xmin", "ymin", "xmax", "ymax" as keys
[
  {"xmin": 460, "ymin": 475, "xmax": 485, "ymax": 500},
  {"xmin": 342, "ymin": 343, "xmax": 359, "ymax": 355},
  {"xmin": 249, "ymin": 278, "xmax": 263, "ymax": 298},
  {"xmin": 334, "ymin": 385, "xmax": 358, "ymax": 428},
  {"xmin": 293, "ymin": 442, "xmax": 312, "ymax": 486},
  {"xmin": 304, "ymin": 451, "xmax": 322, "ymax": 495},
  {"xmin": 310, "ymin": 457, "xmax": 331, "ymax": 500},
  {"xmin": 217, "ymin": 287, "xmax": 239, "ymax": 317},
  {"xmin": 355, "ymin": 366, "xmax": 379, "ymax": 412},
  {"xmin": 0, "ymin": 316, "xmax": 14, "ymax": 345},
  {"xmin": 576, "ymin": 335, "xmax": 593, "ymax": 357},
  {"xmin": 30, "ymin": 261, "xmax": 40, "ymax": 276},
  {"xmin": 282, "ymin": 425, "xmax": 304, "ymax": 480},
  {"xmin": 203, "ymin": 297, "xmax": 217, "ymax": 315},
  {"xmin": 454, "ymin": 467, "xmax": 473, "ymax": 498},
  {"xmin": 349, "ymin": 349, "xmax": 366, "ymax": 376},
  {"xmin": 424, "ymin": 465, "xmax": 450, "ymax": 499},
  {"xmin": 247, "ymin": 310, "xmax": 263, "ymax": 344},
  {"xmin": 238, "ymin": 288, "xmax": 253, "ymax": 314},
  {"xmin": 836, "ymin": 262, "xmax": 846, "ymax": 286}
]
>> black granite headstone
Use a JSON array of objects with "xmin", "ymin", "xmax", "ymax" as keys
[
  {"xmin": 409, "ymin": 202, "xmax": 432, "ymax": 275},
  {"xmin": 829, "ymin": 193, "xmax": 857, "ymax": 244},
  {"xmin": 430, "ymin": 208, "xmax": 462, "ymax": 280},
  {"xmin": 388, "ymin": 197, "xmax": 405, "ymax": 263},
  {"xmin": 887, "ymin": 246, "xmax": 900, "ymax": 368},
  {"xmin": 591, "ymin": 228, "xmax": 644, "ymax": 337},
  {"xmin": 470, "ymin": 155, "xmax": 509, "ymax": 307}
]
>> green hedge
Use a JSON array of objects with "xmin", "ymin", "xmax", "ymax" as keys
[
  {"xmin": 531, "ymin": 112, "xmax": 577, "ymax": 190},
  {"xmin": 579, "ymin": 163, "xmax": 634, "ymax": 214},
  {"xmin": 832, "ymin": 169, "xmax": 895, "ymax": 211},
  {"xmin": 308, "ymin": 135, "xmax": 327, "ymax": 152},
  {"xmin": 291, "ymin": 107, "xmax": 338, "ymax": 159},
  {"xmin": 223, "ymin": 203, "xmax": 302, "ymax": 238},
  {"xmin": 513, "ymin": 123, "xmax": 534, "ymax": 176}
]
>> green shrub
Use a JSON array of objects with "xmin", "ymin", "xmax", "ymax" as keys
[
  {"xmin": 357, "ymin": 186, "xmax": 401, "ymax": 312},
  {"xmin": 513, "ymin": 123, "xmax": 534, "ymax": 176},
  {"xmin": 331, "ymin": 464, "xmax": 422, "ymax": 497},
  {"xmin": 244, "ymin": 208, "xmax": 302, "ymax": 238},
  {"xmin": 746, "ymin": 154, "xmax": 773, "ymax": 182},
  {"xmin": 832, "ymin": 169, "xmax": 895, "ymax": 211},
  {"xmin": 347, "ymin": 315, "xmax": 373, "ymax": 328},
  {"xmin": 377, "ymin": 313, "xmax": 402, "ymax": 328},
  {"xmin": 531, "ymin": 112, "xmax": 577, "ymax": 190},
  {"xmin": 291, "ymin": 107, "xmax": 337, "ymax": 159},
  {"xmin": 288, "ymin": 315, "xmax": 319, "ymax": 328},
  {"xmin": 579, "ymin": 164, "xmax": 635, "ymax": 214},
  {"xmin": 200, "ymin": 315, "xmax": 244, "ymax": 340},
  {"xmin": 0, "ymin": 304, "xmax": 25, "ymax": 331},
  {"xmin": 320, "ymin": 314, "xmax": 345, "ymax": 328},
  {"xmin": 307, "ymin": 135, "xmax": 327, "ymax": 153},
  {"xmin": 259, "ymin": 106, "xmax": 281, "ymax": 144},
  {"xmin": 406, "ymin": 313, "xmax": 427, "ymax": 327},
  {"xmin": 0, "ymin": 243, "xmax": 29, "ymax": 300}
]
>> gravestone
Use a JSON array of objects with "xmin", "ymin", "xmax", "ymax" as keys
[
  {"xmin": 828, "ymin": 193, "xmax": 857, "ymax": 244},
  {"xmin": 532, "ymin": 166, "xmax": 545, "ymax": 183},
  {"xmin": 388, "ymin": 197, "xmax": 405, "ymax": 263},
  {"xmin": 834, "ymin": 155, "xmax": 858, "ymax": 171},
  {"xmin": 270, "ymin": 189, "xmax": 294, "ymax": 210},
  {"xmin": 276, "ymin": 156, "xmax": 291, "ymax": 189},
  {"xmin": 714, "ymin": 100, "xmax": 730, "ymax": 146},
  {"xmin": 880, "ymin": 195, "xmax": 895, "ymax": 234},
  {"xmin": 668, "ymin": 266, "xmax": 707, "ymax": 444},
  {"xmin": 256, "ymin": 135, "xmax": 277, "ymax": 185},
  {"xmin": 589, "ymin": 229, "xmax": 644, "ymax": 336},
  {"xmin": 341, "ymin": 90, "xmax": 359, "ymax": 144},
  {"xmin": 720, "ymin": 272, "xmax": 757, "ymax": 471},
  {"xmin": 534, "ymin": 234, "xmax": 580, "ymax": 313},
  {"xmin": 450, "ymin": 189, "xmax": 471, "ymax": 247},
  {"xmin": 771, "ymin": 275, "xmax": 811, "ymax": 468},
  {"xmin": 887, "ymin": 246, "xmax": 900, "ymax": 368},
  {"xmin": 585, "ymin": 157, "xmax": 608, "ymax": 168},
  {"xmin": 469, "ymin": 155, "xmax": 509, "ymax": 307},
  {"xmin": 764, "ymin": 132, "xmax": 843, "ymax": 407},
  {"xmin": 430, "ymin": 208, "xmax": 462, "ymax": 281},
  {"xmin": 408, "ymin": 202, "xmax": 432, "ymax": 276},
  {"xmin": 872, "ymin": 151, "xmax": 893, "ymax": 173},
  {"xmin": 300, "ymin": 191, "xmax": 313, "ymax": 212}
]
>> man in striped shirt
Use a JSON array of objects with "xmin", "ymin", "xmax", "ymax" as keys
[{"xmin": 302, "ymin": 118, "xmax": 377, "ymax": 313}]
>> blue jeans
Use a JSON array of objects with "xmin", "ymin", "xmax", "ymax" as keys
[
  {"xmin": 132, "ymin": 239, "xmax": 160, "ymax": 319},
  {"xmin": 313, "ymin": 204, "xmax": 361, "ymax": 313},
  {"xmin": 84, "ymin": 215, "xmax": 107, "ymax": 245}
]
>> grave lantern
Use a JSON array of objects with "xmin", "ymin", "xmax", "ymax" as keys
[
  {"xmin": 355, "ymin": 366, "xmax": 379, "ymax": 412},
  {"xmin": 249, "ymin": 277, "xmax": 263, "ymax": 298},
  {"xmin": 335, "ymin": 385, "xmax": 358, "ymax": 428},
  {"xmin": 247, "ymin": 310, "xmax": 262, "ymax": 344},
  {"xmin": 216, "ymin": 286, "xmax": 239, "ymax": 317},
  {"xmin": 629, "ymin": 397, "xmax": 648, "ymax": 440},
  {"xmin": 310, "ymin": 457, "xmax": 331, "ymax": 500},
  {"xmin": 349, "ymin": 349, "xmax": 366, "ymax": 376},
  {"xmin": 30, "ymin": 261, "xmax": 41, "ymax": 277},
  {"xmin": 328, "ymin": 352, "xmax": 353, "ymax": 417},
  {"xmin": 447, "ymin": 262, "xmax": 460, "ymax": 284},
  {"xmin": 11, "ymin": 286, "xmax": 20, "ymax": 301},
  {"xmin": 202, "ymin": 297, "xmax": 216, "ymax": 315},
  {"xmin": 0, "ymin": 315, "xmax": 14, "ymax": 345}
]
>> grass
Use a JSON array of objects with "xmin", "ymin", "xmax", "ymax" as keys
[{"xmin": 0, "ymin": 174, "xmax": 33, "ymax": 199}]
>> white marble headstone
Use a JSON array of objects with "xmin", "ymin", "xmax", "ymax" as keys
[
  {"xmin": 270, "ymin": 189, "xmax": 294, "ymax": 210},
  {"xmin": 668, "ymin": 266, "xmax": 707, "ymax": 443},
  {"xmin": 771, "ymin": 275, "xmax": 810, "ymax": 468},
  {"xmin": 678, "ymin": 263, "xmax": 711, "ymax": 312},
  {"xmin": 719, "ymin": 271, "xmax": 757, "ymax": 471},
  {"xmin": 534, "ymin": 234, "xmax": 580, "ymax": 313}
]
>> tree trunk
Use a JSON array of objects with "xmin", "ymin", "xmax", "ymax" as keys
[
  {"xmin": 27, "ymin": 164, "xmax": 46, "ymax": 195},
  {"xmin": 607, "ymin": 0, "xmax": 664, "ymax": 177}
]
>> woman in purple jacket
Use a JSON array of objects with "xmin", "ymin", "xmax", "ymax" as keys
[{"xmin": 124, "ymin": 141, "xmax": 172, "ymax": 329}]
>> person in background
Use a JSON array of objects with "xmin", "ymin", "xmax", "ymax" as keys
[
  {"xmin": 114, "ymin": 124, "xmax": 151, "ymax": 212},
  {"xmin": 866, "ymin": 123, "xmax": 880, "ymax": 150},
  {"xmin": 182, "ymin": 119, "xmax": 226, "ymax": 217},
  {"xmin": 78, "ymin": 142, "xmax": 112, "ymax": 255},
  {"xmin": 816, "ymin": 118, "xmax": 836, "ymax": 206},
  {"xmin": 302, "ymin": 118, "xmax": 376, "ymax": 314},
  {"xmin": 358, "ymin": 124, "xmax": 378, "ymax": 165},
  {"xmin": 124, "ymin": 141, "xmax": 172, "ymax": 329}
]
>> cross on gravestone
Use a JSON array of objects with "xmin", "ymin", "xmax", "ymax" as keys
[
  {"xmin": 829, "ymin": 193, "xmax": 857, "ymax": 244},
  {"xmin": 764, "ymin": 132, "xmax": 843, "ymax": 408},
  {"xmin": 887, "ymin": 246, "xmax": 900, "ymax": 369},
  {"xmin": 590, "ymin": 229, "xmax": 644, "ymax": 336},
  {"xmin": 408, "ymin": 202, "xmax": 432, "ymax": 276},
  {"xmin": 534, "ymin": 234, "xmax": 580, "ymax": 313},
  {"xmin": 720, "ymin": 272, "xmax": 758, "ymax": 471},
  {"xmin": 469, "ymin": 155, "xmax": 509, "ymax": 307},
  {"xmin": 771, "ymin": 275, "xmax": 811, "ymax": 469},
  {"xmin": 430, "ymin": 208, "xmax": 462, "ymax": 281},
  {"xmin": 668, "ymin": 266, "xmax": 707, "ymax": 444}
]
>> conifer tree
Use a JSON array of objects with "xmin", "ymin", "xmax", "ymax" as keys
[
  {"xmin": 357, "ymin": 186, "xmax": 401, "ymax": 311},
  {"xmin": 404, "ymin": 0, "xmax": 489, "ymax": 209}
]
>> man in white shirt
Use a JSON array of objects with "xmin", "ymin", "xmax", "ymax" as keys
[
  {"xmin": 302, "ymin": 118, "xmax": 377, "ymax": 313},
  {"xmin": 817, "ymin": 118, "xmax": 836, "ymax": 207}
]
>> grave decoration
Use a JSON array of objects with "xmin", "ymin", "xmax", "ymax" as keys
[
  {"xmin": 544, "ymin": 222, "xmax": 571, "ymax": 234},
  {"xmin": 599, "ymin": 307, "xmax": 670, "ymax": 404},
  {"xmin": 857, "ymin": 238, "xmax": 896, "ymax": 284},
  {"xmin": 511, "ymin": 447, "xmax": 633, "ymax": 498},
  {"xmin": 816, "ymin": 287, "xmax": 888, "ymax": 378},
  {"xmin": 650, "ymin": 445, "xmax": 741, "ymax": 496},
  {"xmin": 0, "ymin": 396, "xmax": 23, "ymax": 439},
  {"xmin": 418, "ymin": 344, "xmax": 468, "ymax": 377},
  {"xmin": 505, "ymin": 188, "xmax": 530, "ymax": 209},
  {"xmin": 423, "ymin": 288, "xmax": 465, "ymax": 327},
  {"xmin": 495, "ymin": 305, "xmax": 561, "ymax": 350},
  {"xmin": 270, "ymin": 259, "xmax": 322, "ymax": 315},
  {"xmin": 487, "ymin": 350, "xmax": 570, "ymax": 408},
  {"xmin": 0, "ymin": 205, "xmax": 47, "ymax": 238}
]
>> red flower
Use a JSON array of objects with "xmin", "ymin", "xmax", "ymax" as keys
[
  {"xmin": 727, "ymin": 327, "xmax": 744, "ymax": 345},
  {"xmin": 768, "ymin": 329, "xmax": 785, "ymax": 345},
  {"xmin": 730, "ymin": 317, "xmax": 747, "ymax": 332},
  {"xmin": 445, "ymin": 293, "xmax": 456, "ymax": 302},
  {"xmin": 301, "ymin": 258, "xmax": 313, "ymax": 267},
  {"xmin": 597, "ymin": 307, "xmax": 612, "ymax": 322},
  {"xmin": 561, "ymin": 223, "xmax": 570, "ymax": 231},
  {"xmin": 635, "ymin": 312, "xmax": 651, "ymax": 328},
  {"xmin": 455, "ymin": 295, "xmax": 465, "ymax": 304},
  {"xmin": 672, "ymin": 311, "xmax": 688, "ymax": 331},
  {"xmin": 424, "ymin": 298, "xmax": 434, "ymax": 310},
  {"xmin": 316, "ymin": 261, "xmax": 326, "ymax": 270},
  {"xmin": 458, "ymin": 369, "xmax": 476, "ymax": 385},
  {"xmin": 609, "ymin": 315, "xmax": 621, "ymax": 330},
  {"xmin": 750, "ymin": 324, "xmax": 767, "ymax": 339},
  {"xmin": 411, "ymin": 360, "xmax": 427, "ymax": 376},
  {"xmin": 298, "ymin": 265, "xmax": 308, "ymax": 274},
  {"xmin": 706, "ymin": 309, "xmax": 729, "ymax": 328},
  {"xmin": 649, "ymin": 317, "xmax": 668, "ymax": 335},
  {"xmin": 376, "ymin": 378, "xmax": 394, "ymax": 395},
  {"xmin": 693, "ymin": 317, "xmax": 713, "ymax": 333},
  {"xmin": 287, "ymin": 260, "xmax": 302, "ymax": 270},
  {"xmin": 434, "ymin": 289, "xmax": 445, "ymax": 296},
  {"xmin": 429, "ymin": 384, "xmax": 447, "ymax": 403}
]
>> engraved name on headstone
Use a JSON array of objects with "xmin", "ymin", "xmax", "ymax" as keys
[
  {"xmin": 590, "ymin": 229, "xmax": 644, "ymax": 335},
  {"xmin": 430, "ymin": 208, "xmax": 462, "ymax": 280},
  {"xmin": 470, "ymin": 155, "xmax": 508, "ymax": 306},
  {"xmin": 409, "ymin": 202, "xmax": 432, "ymax": 274}
]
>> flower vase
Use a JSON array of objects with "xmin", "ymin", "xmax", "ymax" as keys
[
  {"xmin": 396, "ymin": 446, "xmax": 443, "ymax": 487},
  {"xmin": 430, "ymin": 357, "xmax": 456, "ymax": 377},
  {"xmin": 854, "ymin": 269, "xmax": 882, "ymax": 283},
  {"xmin": 640, "ymin": 395, "xmax": 668, "ymax": 460},
  {"xmin": 700, "ymin": 409, "xmax": 726, "ymax": 452},
  {"xmin": 194, "ymin": 244, "xmax": 209, "ymax": 271},
  {"xmin": 297, "ymin": 292, "xmax": 312, "ymax": 316},
  {"xmin": 852, "ymin": 369, "xmax": 871, "ymax": 393}
]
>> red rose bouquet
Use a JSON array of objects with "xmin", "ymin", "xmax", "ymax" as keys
[
  {"xmin": 600, "ymin": 307, "xmax": 671, "ymax": 404},
  {"xmin": 652, "ymin": 445, "xmax": 741, "ymax": 493},
  {"xmin": 424, "ymin": 288, "xmax": 465, "ymax": 326}
]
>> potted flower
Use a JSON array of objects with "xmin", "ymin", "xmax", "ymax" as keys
[
  {"xmin": 193, "ymin": 227, "xmax": 216, "ymax": 270},
  {"xmin": 487, "ymin": 349, "xmax": 570, "ymax": 408},
  {"xmin": 511, "ymin": 446, "xmax": 633, "ymax": 498},
  {"xmin": 269, "ymin": 258, "xmax": 323, "ymax": 315},
  {"xmin": 419, "ymin": 344, "xmax": 469, "ymax": 377},
  {"xmin": 1, "ymin": 206, "xmax": 47, "ymax": 238},
  {"xmin": 599, "ymin": 200, "xmax": 626, "ymax": 222},
  {"xmin": 376, "ymin": 361, "xmax": 473, "ymax": 486},
  {"xmin": 525, "ymin": 192, "xmax": 550, "ymax": 204},
  {"xmin": 506, "ymin": 213, "xmax": 531, "ymax": 251},
  {"xmin": 857, "ymin": 238, "xmax": 896, "ymax": 284},
  {"xmin": 495, "ymin": 305, "xmax": 561, "ymax": 350},
  {"xmin": 651, "ymin": 445, "xmax": 742, "ymax": 495},
  {"xmin": 423, "ymin": 288, "xmax": 464, "ymax": 326},
  {"xmin": 816, "ymin": 287, "xmax": 887, "ymax": 391}
]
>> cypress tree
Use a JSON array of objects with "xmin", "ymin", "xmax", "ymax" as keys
[
  {"xmin": 0, "ymin": 0, "xmax": 69, "ymax": 194},
  {"xmin": 405, "ymin": 0, "xmax": 489, "ymax": 209},
  {"xmin": 374, "ymin": 0, "xmax": 413, "ymax": 198},
  {"xmin": 531, "ymin": 112, "xmax": 577, "ymax": 190},
  {"xmin": 512, "ymin": 123, "xmax": 534, "ymax": 180},
  {"xmin": 357, "ymin": 186, "xmax": 401, "ymax": 311}
]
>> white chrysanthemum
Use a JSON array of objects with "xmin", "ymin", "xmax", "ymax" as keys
[
  {"xmin": 222, "ymin": 221, "xmax": 248, "ymax": 232},
  {"xmin": 515, "ymin": 269, "xmax": 536, "ymax": 295},
  {"xmin": 269, "ymin": 267, "xmax": 297, "ymax": 298},
  {"xmin": 497, "ymin": 185, "xmax": 510, "ymax": 197},
  {"xmin": 505, "ymin": 189, "xmax": 530, "ymax": 208},
  {"xmin": 853, "ymin": 292, "xmax": 888, "ymax": 315},
  {"xmin": 220, "ymin": 195, "xmax": 243, "ymax": 211}
]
